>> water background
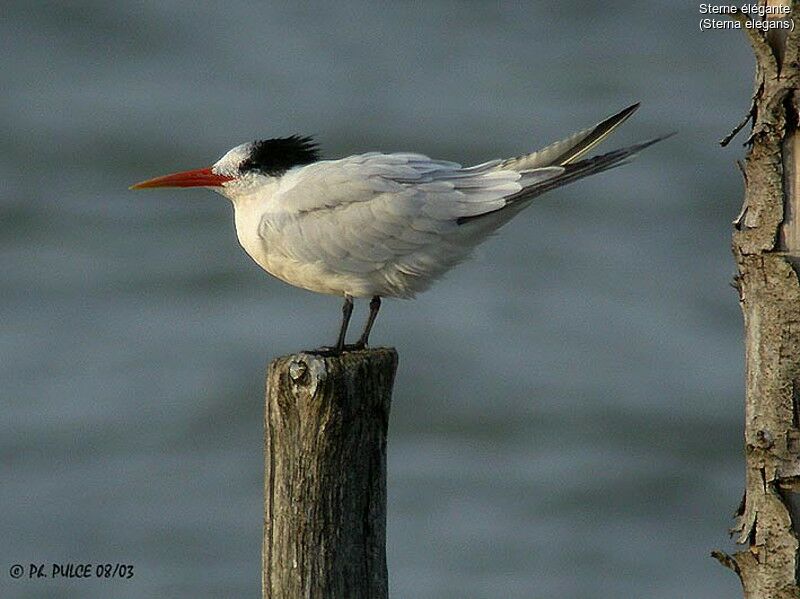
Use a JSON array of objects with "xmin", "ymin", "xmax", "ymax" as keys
[{"xmin": 1, "ymin": 2, "xmax": 751, "ymax": 598}]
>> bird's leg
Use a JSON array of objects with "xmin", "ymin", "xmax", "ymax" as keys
[
  {"xmin": 335, "ymin": 294, "xmax": 354, "ymax": 352},
  {"xmin": 353, "ymin": 296, "xmax": 381, "ymax": 349}
]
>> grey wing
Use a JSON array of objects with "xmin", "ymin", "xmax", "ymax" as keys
[{"xmin": 260, "ymin": 153, "xmax": 561, "ymax": 296}]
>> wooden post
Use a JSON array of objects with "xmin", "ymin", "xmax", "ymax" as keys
[
  {"xmin": 262, "ymin": 348, "xmax": 398, "ymax": 599},
  {"xmin": 714, "ymin": 2, "xmax": 800, "ymax": 597}
]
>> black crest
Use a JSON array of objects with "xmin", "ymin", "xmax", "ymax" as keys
[{"xmin": 239, "ymin": 135, "xmax": 320, "ymax": 176}]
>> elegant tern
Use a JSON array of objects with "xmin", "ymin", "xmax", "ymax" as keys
[{"xmin": 132, "ymin": 103, "xmax": 667, "ymax": 351}]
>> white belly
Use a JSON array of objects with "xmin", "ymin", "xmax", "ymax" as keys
[{"xmin": 230, "ymin": 192, "xmax": 498, "ymax": 300}]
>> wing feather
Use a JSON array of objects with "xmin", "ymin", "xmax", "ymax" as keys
[
  {"xmin": 499, "ymin": 103, "xmax": 640, "ymax": 171},
  {"xmin": 258, "ymin": 153, "xmax": 527, "ymax": 289}
]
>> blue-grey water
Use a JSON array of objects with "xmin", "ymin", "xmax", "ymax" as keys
[{"xmin": 1, "ymin": 2, "xmax": 749, "ymax": 598}]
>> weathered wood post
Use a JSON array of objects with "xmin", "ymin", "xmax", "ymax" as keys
[
  {"xmin": 713, "ymin": 2, "xmax": 800, "ymax": 597},
  {"xmin": 262, "ymin": 348, "xmax": 398, "ymax": 599}
]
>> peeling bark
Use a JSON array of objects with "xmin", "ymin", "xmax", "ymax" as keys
[{"xmin": 718, "ymin": 2, "xmax": 800, "ymax": 596}]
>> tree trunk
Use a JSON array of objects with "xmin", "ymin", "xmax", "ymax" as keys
[
  {"xmin": 262, "ymin": 348, "xmax": 398, "ymax": 599},
  {"xmin": 714, "ymin": 2, "xmax": 800, "ymax": 596}
]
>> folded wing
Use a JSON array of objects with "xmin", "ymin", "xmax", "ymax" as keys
[
  {"xmin": 260, "ymin": 153, "xmax": 559, "ymax": 290},
  {"xmin": 256, "ymin": 105, "xmax": 665, "ymax": 296}
]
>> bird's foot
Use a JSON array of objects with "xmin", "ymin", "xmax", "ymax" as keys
[
  {"xmin": 307, "ymin": 342, "xmax": 367, "ymax": 356},
  {"xmin": 307, "ymin": 345, "xmax": 341, "ymax": 356}
]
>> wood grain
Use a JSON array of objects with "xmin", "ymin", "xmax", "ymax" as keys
[{"xmin": 262, "ymin": 348, "xmax": 398, "ymax": 599}]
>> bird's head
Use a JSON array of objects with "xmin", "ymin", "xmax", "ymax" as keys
[{"xmin": 130, "ymin": 136, "xmax": 319, "ymax": 199}]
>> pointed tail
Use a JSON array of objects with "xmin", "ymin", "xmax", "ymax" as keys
[
  {"xmin": 506, "ymin": 132, "xmax": 674, "ymax": 204},
  {"xmin": 500, "ymin": 103, "xmax": 642, "ymax": 171}
]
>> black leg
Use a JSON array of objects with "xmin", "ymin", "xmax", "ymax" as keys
[
  {"xmin": 354, "ymin": 296, "xmax": 381, "ymax": 349},
  {"xmin": 335, "ymin": 295, "xmax": 354, "ymax": 351}
]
